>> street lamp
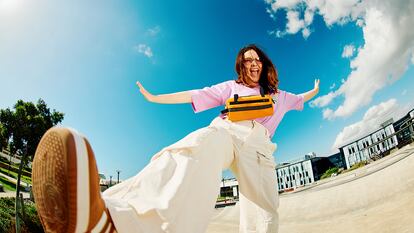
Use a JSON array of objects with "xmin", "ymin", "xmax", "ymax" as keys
[{"xmin": 116, "ymin": 170, "xmax": 121, "ymax": 184}]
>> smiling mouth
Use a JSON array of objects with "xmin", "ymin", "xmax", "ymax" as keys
[{"xmin": 250, "ymin": 69, "xmax": 260, "ymax": 76}]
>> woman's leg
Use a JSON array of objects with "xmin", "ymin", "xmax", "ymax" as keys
[
  {"xmin": 230, "ymin": 135, "xmax": 279, "ymax": 233},
  {"xmin": 103, "ymin": 126, "xmax": 235, "ymax": 233},
  {"xmin": 32, "ymin": 127, "xmax": 117, "ymax": 233}
]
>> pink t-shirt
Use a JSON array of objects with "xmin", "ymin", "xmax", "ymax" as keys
[{"xmin": 190, "ymin": 80, "xmax": 304, "ymax": 137}]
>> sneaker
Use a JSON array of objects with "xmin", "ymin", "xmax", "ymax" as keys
[{"xmin": 32, "ymin": 127, "xmax": 117, "ymax": 233}]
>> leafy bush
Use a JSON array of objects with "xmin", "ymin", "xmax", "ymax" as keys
[
  {"xmin": 320, "ymin": 167, "xmax": 339, "ymax": 180},
  {"xmin": 0, "ymin": 197, "xmax": 44, "ymax": 233},
  {"xmin": 0, "ymin": 197, "xmax": 15, "ymax": 233}
]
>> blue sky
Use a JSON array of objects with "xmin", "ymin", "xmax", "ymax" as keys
[{"xmin": 1, "ymin": 0, "xmax": 413, "ymax": 180}]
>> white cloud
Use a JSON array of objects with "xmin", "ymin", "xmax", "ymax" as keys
[
  {"xmin": 134, "ymin": 44, "xmax": 153, "ymax": 58},
  {"xmin": 275, "ymin": 30, "xmax": 286, "ymax": 38},
  {"xmin": 286, "ymin": 11, "xmax": 305, "ymax": 34},
  {"xmin": 146, "ymin": 26, "xmax": 161, "ymax": 37},
  {"xmin": 323, "ymin": 108, "xmax": 335, "ymax": 120},
  {"xmin": 310, "ymin": 91, "xmax": 338, "ymax": 108},
  {"xmin": 332, "ymin": 99, "xmax": 411, "ymax": 149},
  {"xmin": 307, "ymin": 0, "xmax": 362, "ymax": 26},
  {"xmin": 270, "ymin": 4, "xmax": 315, "ymax": 38},
  {"xmin": 342, "ymin": 44, "xmax": 355, "ymax": 58},
  {"xmin": 302, "ymin": 27, "xmax": 311, "ymax": 38},
  {"xmin": 356, "ymin": 19, "xmax": 364, "ymax": 27},
  {"xmin": 270, "ymin": 0, "xmax": 301, "ymax": 11},
  {"xmin": 268, "ymin": 30, "xmax": 286, "ymax": 38},
  {"xmin": 304, "ymin": 9, "xmax": 314, "ymax": 25},
  {"xmin": 266, "ymin": 0, "xmax": 414, "ymax": 119}
]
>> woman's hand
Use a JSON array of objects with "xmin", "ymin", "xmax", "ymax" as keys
[
  {"xmin": 301, "ymin": 78, "xmax": 320, "ymax": 102},
  {"xmin": 136, "ymin": 81, "xmax": 155, "ymax": 102},
  {"xmin": 314, "ymin": 79, "xmax": 320, "ymax": 93}
]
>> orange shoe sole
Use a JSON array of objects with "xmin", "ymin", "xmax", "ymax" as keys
[{"xmin": 32, "ymin": 127, "xmax": 116, "ymax": 233}]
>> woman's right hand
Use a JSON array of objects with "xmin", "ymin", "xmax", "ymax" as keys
[{"xmin": 136, "ymin": 81, "xmax": 155, "ymax": 102}]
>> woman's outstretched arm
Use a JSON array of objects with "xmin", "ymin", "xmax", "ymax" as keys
[
  {"xmin": 136, "ymin": 81, "xmax": 193, "ymax": 104},
  {"xmin": 301, "ymin": 79, "xmax": 320, "ymax": 102}
]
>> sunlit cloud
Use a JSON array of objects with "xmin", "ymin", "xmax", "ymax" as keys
[
  {"xmin": 342, "ymin": 44, "xmax": 356, "ymax": 58},
  {"xmin": 134, "ymin": 44, "xmax": 153, "ymax": 58},
  {"xmin": 332, "ymin": 99, "xmax": 413, "ymax": 150},
  {"xmin": 266, "ymin": 0, "xmax": 414, "ymax": 120}
]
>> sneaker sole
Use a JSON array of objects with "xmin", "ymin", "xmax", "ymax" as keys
[{"xmin": 32, "ymin": 127, "xmax": 116, "ymax": 233}]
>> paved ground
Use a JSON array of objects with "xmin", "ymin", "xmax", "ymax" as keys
[{"xmin": 207, "ymin": 144, "xmax": 414, "ymax": 233}]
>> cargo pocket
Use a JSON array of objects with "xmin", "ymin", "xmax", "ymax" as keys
[{"xmin": 256, "ymin": 150, "xmax": 276, "ymax": 169}]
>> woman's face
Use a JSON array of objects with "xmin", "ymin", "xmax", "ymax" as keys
[{"xmin": 243, "ymin": 49, "xmax": 263, "ymax": 86}]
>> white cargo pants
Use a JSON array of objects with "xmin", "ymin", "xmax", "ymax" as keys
[{"xmin": 103, "ymin": 117, "xmax": 279, "ymax": 233}]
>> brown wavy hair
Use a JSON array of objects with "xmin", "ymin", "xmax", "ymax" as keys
[{"xmin": 235, "ymin": 44, "xmax": 279, "ymax": 94}]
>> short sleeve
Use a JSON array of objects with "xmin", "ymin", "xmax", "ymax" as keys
[
  {"xmin": 283, "ymin": 91, "xmax": 304, "ymax": 111},
  {"xmin": 190, "ymin": 81, "xmax": 232, "ymax": 113}
]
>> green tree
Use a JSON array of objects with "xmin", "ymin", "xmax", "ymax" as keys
[
  {"xmin": 0, "ymin": 99, "xmax": 64, "ymax": 164},
  {"xmin": 0, "ymin": 99, "xmax": 64, "ymax": 232}
]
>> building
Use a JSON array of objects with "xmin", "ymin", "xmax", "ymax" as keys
[
  {"xmin": 99, "ymin": 173, "xmax": 108, "ymax": 192},
  {"xmin": 276, "ymin": 157, "xmax": 315, "ymax": 192},
  {"xmin": 327, "ymin": 152, "xmax": 347, "ymax": 170},
  {"xmin": 275, "ymin": 151, "xmax": 347, "ymax": 192},
  {"xmin": 393, "ymin": 109, "xmax": 414, "ymax": 148},
  {"xmin": 339, "ymin": 121, "xmax": 398, "ymax": 169},
  {"xmin": 339, "ymin": 109, "xmax": 414, "ymax": 170},
  {"xmin": 219, "ymin": 178, "xmax": 239, "ymax": 199},
  {"xmin": 218, "ymin": 109, "xmax": 413, "ymax": 196}
]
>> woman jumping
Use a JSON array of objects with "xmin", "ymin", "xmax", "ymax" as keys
[{"xmin": 32, "ymin": 44, "xmax": 319, "ymax": 233}]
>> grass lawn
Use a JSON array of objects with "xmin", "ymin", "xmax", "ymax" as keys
[
  {"xmin": 0, "ymin": 176, "xmax": 16, "ymax": 191},
  {"xmin": 0, "ymin": 167, "xmax": 32, "ymax": 185},
  {"xmin": 0, "ymin": 160, "xmax": 32, "ymax": 173}
]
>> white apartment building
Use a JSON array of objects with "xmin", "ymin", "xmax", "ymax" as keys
[
  {"xmin": 341, "ymin": 123, "xmax": 398, "ymax": 169},
  {"xmin": 219, "ymin": 178, "xmax": 239, "ymax": 198},
  {"xmin": 276, "ymin": 155, "xmax": 315, "ymax": 192}
]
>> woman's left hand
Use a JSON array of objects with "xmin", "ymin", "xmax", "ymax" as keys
[{"xmin": 314, "ymin": 79, "xmax": 320, "ymax": 93}]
